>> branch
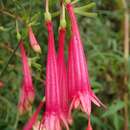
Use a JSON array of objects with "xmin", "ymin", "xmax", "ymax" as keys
[{"xmin": 0, "ymin": 42, "xmax": 20, "ymax": 78}]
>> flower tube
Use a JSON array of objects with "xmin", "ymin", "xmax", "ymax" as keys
[{"xmin": 18, "ymin": 40, "xmax": 35, "ymax": 115}]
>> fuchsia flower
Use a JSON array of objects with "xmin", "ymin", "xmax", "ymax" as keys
[
  {"xmin": 18, "ymin": 40, "xmax": 35, "ymax": 115},
  {"xmin": 57, "ymin": 27, "xmax": 69, "ymax": 121},
  {"xmin": 66, "ymin": 2, "xmax": 105, "ymax": 129},
  {"xmin": 86, "ymin": 119, "xmax": 92, "ymax": 130},
  {"xmin": 28, "ymin": 26, "xmax": 41, "ymax": 53},
  {"xmin": 39, "ymin": 21, "xmax": 69, "ymax": 130},
  {"xmin": 23, "ymin": 100, "xmax": 44, "ymax": 130}
]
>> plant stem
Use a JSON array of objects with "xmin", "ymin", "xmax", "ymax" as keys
[
  {"xmin": 45, "ymin": 0, "xmax": 49, "ymax": 13},
  {"xmin": 71, "ymin": 0, "xmax": 77, "ymax": 4},
  {"xmin": 44, "ymin": 0, "xmax": 51, "ymax": 21},
  {"xmin": 59, "ymin": 1, "xmax": 66, "ymax": 28},
  {"xmin": 14, "ymin": 112, "xmax": 19, "ymax": 129},
  {"xmin": 0, "ymin": 44, "xmax": 20, "ymax": 57},
  {"xmin": 117, "ymin": 0, "xmax": 129, "ymax": 130},
  {"xmin": 122, "ymin": 0, "xmax": 129, "ymax": 130},
  {"xmin": 61, "ymin": 2, "xmax": 65, "ymax": 20},
  {"xmin": 0, "ymin": 42, "xmax": 20, "ymax": 78},
  {"xmin": 74, "ymin": 2, "xmax": 96, "ymax": 11},
  {"xmin": 123, "ymin": 2, "xmax": 129, "ymax": 60},
  {"xmin": 0, "ymin": 9, "xmax": 24, "ymax": 24}
]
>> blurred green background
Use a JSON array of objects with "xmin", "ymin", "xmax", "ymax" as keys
[{"xmin": 0, "ymin": 0, "xmax": 130, "ymax": 130}]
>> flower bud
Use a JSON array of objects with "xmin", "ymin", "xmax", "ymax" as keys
[{"xmin": 28, "ymin": 26, "xmax": 41, "ymax": 53}]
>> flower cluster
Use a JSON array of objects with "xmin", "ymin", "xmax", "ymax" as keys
[{"xmin": 17, "ymin": 1, "xmax": 104, "ymax": 130}]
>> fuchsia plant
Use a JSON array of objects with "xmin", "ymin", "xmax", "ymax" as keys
[
  {"xmin": 18, "ymin": 0, "xmax": 104, "ymax": 129},
  {"xmin": 18, "ymin": 40, "xmax": 35, "ymax": 115},
  {"xmin": 22, "ymin": 6, "xmax": 69, "ymax": 130}
]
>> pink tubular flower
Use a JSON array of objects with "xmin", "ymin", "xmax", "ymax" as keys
[
  {"xmin": 86, "ymin": 118, "xmax": 92, "ymax": 130},
  {"xmin": 28, "ymin": 26, "xmax": 41, "ymax": 53},
  {"xmin": 39, "ymin": 21, "xmax": 69, "ymax": 130},
  {"xmin": 66, "ymin": 2, "xmax": 105, "ymax": 129},
  {"xmin": 18, "ymin": 40, "xmax": 35, "ymax": 115},
  {"xmin": 57, "ymin": 27, "xmax": 69, "ymax": 121},
  {"xmin": 23, "ymin": 100, "xmax": 44, "ymax": 130}
]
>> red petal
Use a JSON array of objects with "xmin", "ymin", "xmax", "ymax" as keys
[
  {"xmin": 86, "ymin": 117, "xmax": 92, "ymax": 130},
  {"xmin": 23, "ymin": 100, "xmax": 44, "ymax": 130}
]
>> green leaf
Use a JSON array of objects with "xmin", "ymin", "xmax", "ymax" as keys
[{"xmin": 102, "ymin": 101, "xmax": 125, "ymax": 117}]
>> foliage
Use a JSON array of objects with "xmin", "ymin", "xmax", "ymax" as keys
[{"xmin": 0, "ymin": 0, "xmax": 130, "ymax": 130}]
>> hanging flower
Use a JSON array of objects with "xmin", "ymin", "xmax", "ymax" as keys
[
  {"xmin": 18, "ymin": 40, "xmax": 35, "ymax": 115},
  {"xmin": 66, "ymin": 2, "xmax": 105, "ymax": 129},
  {"xmin": 68, "ymin": 35, "xmax": 104, "ymax": 114},
  {"xmin": 39, "ymin": 15, "xmax": 69, "ymax": 130},
  {"xmin": 28, "ymin": 26, "xmax": 41, "ymax": 53}
]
